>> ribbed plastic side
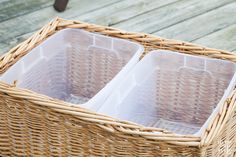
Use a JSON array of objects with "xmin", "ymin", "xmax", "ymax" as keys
[
  {"xmin": 0, "ymin": 28, "xmax": 143, "ymax": 106},
  {"xmin": 99, "ymin": 50, "xmax": 236, "ymax": 135}
]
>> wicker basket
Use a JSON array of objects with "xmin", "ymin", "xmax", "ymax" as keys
[
  {"xmin": 0, "ymin": 17, "xmax": 236, "ymax": 157},
  {"xmin": 0, "ymin": 28, "xmax": 144, "ymax": 111}
]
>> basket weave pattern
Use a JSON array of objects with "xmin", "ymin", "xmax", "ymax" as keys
[{"xmin": 0, "ymin": 18, "xmax": 236, "ymax": 157}]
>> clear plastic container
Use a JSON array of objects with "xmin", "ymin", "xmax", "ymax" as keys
[
  {"xmin": 0, "ymin": 28, "xmax": 143, "ymax": 110},
  {"xmin": 98, "ymin": 50, "xmax": 236, "ymax": 135}
]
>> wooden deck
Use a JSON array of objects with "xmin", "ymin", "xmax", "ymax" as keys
[{"xmin": 0, "ymin": 0, "xmax": 236, "ymax": 54}]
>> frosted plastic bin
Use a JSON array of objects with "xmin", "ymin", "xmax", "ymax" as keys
[
  {"xmin": 98, "ymin": 50, "xmax": 236, "ymax": 135},
  {"xmin": 0, "ymin": 28, "xmax": 143, "ymax": 110}
]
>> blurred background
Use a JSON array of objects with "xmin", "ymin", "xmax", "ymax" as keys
[{"xmin": 0, "ymin": 0, "xmax": 236, "ymax": 55}]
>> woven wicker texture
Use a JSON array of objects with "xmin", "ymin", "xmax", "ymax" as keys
[{"xmin": 0, "ymin": 18, "xmax": 236, "ymax": 156}]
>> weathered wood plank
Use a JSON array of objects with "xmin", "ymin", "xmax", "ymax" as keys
[
  {"xmin": 1, "ymin": 0, "xmax": 236, "ymax": 55},
  {"xmin": 113, "ymin": 0, "xmax": 235, "ymax": 33},
  {"xmin": 75, "ymin": 0, "xmax": 178, "ymax": 26},
  {"xmin": 154, "ymin": 2, "xmax": 236, "ymax": 42},
  {"xmin": 0, "ymin": 0, "xmax": 53, "ymax": 21},
  {"xmin": 0, "ymin": 0, "xmax": 121, "ymax": 46},
  {"xmin": 0, "ymin": 0, "xmax": 177, "ymax": 54},
  {"xmin": 0, "ymin": 31, "xmax": 32, "ymax": 53},
  {"xmin": 193, "ymin": 24, "xmax": 236, "ymax": 52},
  {"xmin": 0, "ymin": 31, "xmax": 32, "ymax": 54}
]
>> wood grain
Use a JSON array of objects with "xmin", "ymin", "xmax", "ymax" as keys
[
  {"xmin": 0, "ymin": 0, "xmax": 177, "ymax": 54},
  {"xmin": 0, "ymin": 0, "xmax": 121, "ymax": 43},
  {"xmin": 0, "ymin": 0, "xmax": 236, "ymax": 55},
  {"xmin": 154, "ymin": 2, "xmax": 236, "ymax": 42},
  {"xmin": 194, "ymin": 24, "xmax": 236, "ymax": 52},
  {"xmin": 0, "ymin": 0, "xmax": 53, "ymax": 21},
  {"xmin": 113, "ymin": 0, "xmax": 235, "ymax": 33}
]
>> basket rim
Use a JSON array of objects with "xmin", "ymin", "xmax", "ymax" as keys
[{"xmin": 1, "ymin": 17, "xmax": 236, "ymax": 147}]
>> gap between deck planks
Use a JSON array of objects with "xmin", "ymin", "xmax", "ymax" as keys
[
  {"xmin": 0, "ymin": 0, "xmax": 236, "ymax": 54},
  {"xmin": 73, "ymin": 0, "xmax": 178, "ymax": 26},
  {"xmin": 0, "ymin": 0, "xmax": 177, "ymax": 54},
  {"xmin": 154, "ymin": 1, "xmax": 236, "ymax": 42},
  {"xmin": 0, "ymin": 0, "xmax": 121, "ymax": 42},
  {"xmin": 193, "ymin": 24, "xmax": 236, "ymax": 52},
  {"xmin": 113, "ymin": 0, "xmax": 235, "ymax": 33},
  {"xmin": 0, "ymin": 0, "xmax": 122, "ymax": 54},
  {"xmin": 0, "ymin": 0, "xmax": 53, "ymax": 22}
]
